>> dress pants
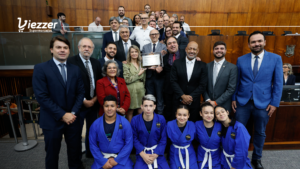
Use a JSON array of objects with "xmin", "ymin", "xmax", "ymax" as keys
[
  {"xmin": 235, "ymin": 100, "xmax": 269, "ymax": 160},
  {"xmin": 43, "ymin": 118, "xmax": 82, "ymax": 169},
  {"xmin": 145, "ymin": 73, "xmax": 165, "ymax": 115},
  {"xmin": 163, "ymin": 92, "xmax": 177, "ymax": 121}
]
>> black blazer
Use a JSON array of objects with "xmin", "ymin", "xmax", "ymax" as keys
[
  {"xmin": 170, "ymin": 56, "xmax": 208, "ymax": 100},
  {"xmin": 284, "ymin": 74, "xmax": 296, "ymax": 85},
  {"xmin": 101, "ymin": 31, "xmax": 121, "ymax": 58},
  {"xmin": 177, "ymin": 35, "xmax": 189, "ymax": 57},
  {"xmin": 114, "ymin": 39, "xmax": 140, "ymax": 62},
  {"xmin": 162, "ymin": 51, "xmax": 186, "ymax": 94},
  {"xmin": 68, "ymin": 54, "xmax": 103, "ymax": 102}
]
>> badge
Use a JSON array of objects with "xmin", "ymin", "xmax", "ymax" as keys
[
  {"xmin": 156, "ymin": 122, "xmax": 161, "ymax": 128},
  {"xmin": 285, "ymin": 45, "xmax": 296, "ymax": 57},
  {"xmin": 231, "ymin": 132, "xmax": 236, "ymax": 139},
  {"xmin": 185, "ymin": 134, "xmax": 191, "ymax": 140},
  {"xmin": 217, "ymin": 131, "xmax": 222, "ymax": 137},
  {"xmin": 119, "ymin": 123, "xmax": 123, "ymax": 129}
]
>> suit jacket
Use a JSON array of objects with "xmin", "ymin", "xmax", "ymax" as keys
[
  {"xmin": 67, "ymin": 54, "xmax": 103, "ymax": 110},
  {"xmin": 32, "ymin": 59, "xmax": 85, "ymax": 130},
  {"xmin": 96, "ymin": 77, "xmax": 130, "ymax": 116},
  {"xmin": 284, "ymin": 74, "xmax": 296, "ymax": 85},
  {"xmin": 203, "ymin": 60, "xmax": 238, "ymax": 112},
  {"xmin": 142, "ymin": 42, "xmax": 167, "ymax": 79},
  {"xmin": 101, "ymin": 31, "xmax": 122, "ymax": 58},
  {"xmin": 116, "ymin": 16, "xmax": 133, "ymax": 32},
  {"xmin": 115, "ymin": 39, "xmax": 140, "ymax": 62},
  {"xmin": 177, "ymin": 35, "xmax": 189, "ymax": 56},
  {"xmin": 170, "ymin": 57, "xmax": 208, "ymax": 100},
  {"xmin": 99, "ymin": 57, "xmax": 124, "ymax": 78},
  {"xmin": 162, "ymin": 51, "xmax": 186, "ymax": 94},
  {"xmin": 232, "ymin": 50, "xmax": 283, "ymax": 108},
  {"xmin": 51, "ymin": 19, "xmax": 70, "ymax": 32}
]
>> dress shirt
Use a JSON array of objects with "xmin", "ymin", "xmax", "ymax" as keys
[
  {"xmin": 152, "ymin": 41, "xmax": 159, "ymax": 52},
  {"xmin": 251, "ymin": 50, "xmax": 264, "ymax": 71},
  {"xmin": 130, "ymin": 26, "xmax": 154, "ymax": 50},
  {"xmin": 182, "ymin": 22, "xmax": 191, "ymax": 34},
  {"xmin": 186, "ymin": 57, "xmax": 196, "ymax": 82},
  {"xmin": 168, "ymin": 51, "xmax": 180, "ymax": 66},
  {"xmin": 88, "ymin": 22, "xmax": 103, "ymax": 32},
  {"xmin": 79, "ymin": 54, "xmax": 95, "ymax": 89},
  {"xmin": 122, "ymin": 40, "xmax": 132, "ymax": 58},
  {"xmin": 53, "ymin": 57, "xmax": 67, "ymax": 79},
  {"xmin": 174, "ymin": 33, "xmax": 180, "ymax": 39},
  {"xmin": 104, "ymin": 56, "xmax": 115, "ymax": 62},
  {"xmin": 213, "ymin": 58, "xmax": 225, "ymax": 77},
  {"xmin": 112, "ymin": 30, "xmax": 120, "ymax": 42}
]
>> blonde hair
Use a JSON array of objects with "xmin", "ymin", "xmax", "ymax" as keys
[
  {"xmin": 283, "ymin": 63, "xmax": 293, "ymax": 75},
  {"xmin": 126, "ymin": 45, "xmax": 142, "ymax": 66}
]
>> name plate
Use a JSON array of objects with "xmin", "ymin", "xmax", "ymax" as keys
[{"xmin": 142, "ymin": 53, "xmax": 162, "ymax": 68}]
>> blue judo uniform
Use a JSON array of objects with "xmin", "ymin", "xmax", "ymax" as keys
[
  {"xmin": 195, "ymin": 121, "xmax": 222, "ymax": 169},
  {"xmin": 89, "ymin": 114, "xmax": 133, "ymax": 169},
  {"xmin": 221, "ymin": 120, "xmax": 252, "ymax": 169},
  {"xmin": 167, "ymin": 120, "xmax": 198, "ymax": 169},
  {"xmin": 131, "ymin": 113, "xmax": 170, "ymax": 169}
]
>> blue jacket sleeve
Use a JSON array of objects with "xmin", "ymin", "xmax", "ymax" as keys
[
  {"xmin": 153, "ymin": 118, "xmax": 167, "ymax": 155},
  {"xmin": 89, "ymin": 122, "xmax": 108, "ymax": 168},
  {"xmin": 114, "ymin": 121, "xmax": 133, "ymax": 165},
  {"xmin": 71, "ymin": 67, "xmax": 85, "ymax": 114},
  {"xmin": 232, "ymin": 59, "xmax": 241, "ymax": 101},
  {"xmin": 270, "ymin": 55, "xmax": 283, "ymax": 107},
  {"xmin": 131, "ymin": 118, "xmax": 146, "ymax": 154},
  {"xmin": 32, "ymin": 64, "xmax": 65, "ymax": 121}
]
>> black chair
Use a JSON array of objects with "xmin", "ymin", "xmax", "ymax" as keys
[
  {"xmin": 235, "ymin": 31, "xmax": 248, "ymax": 36},
  {"xmin": 282, "ymin": 31, "xmax": 292, "ymax": 36},
  {"xmin": 262, "ymin": 31, "xmax": 275, "ymax": 36},
  {"xmin": 208, "ymin": 30, "xmax": 223, "ymax": 36},
  {"xmin": 186, "ymin": 31, "xmax": 195, "ymax": 35}
]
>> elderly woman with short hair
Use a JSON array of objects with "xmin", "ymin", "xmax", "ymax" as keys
[
  {"xmin": 96, "ymin": 60, "xmax": 131, "ymax": 116},
  {"xmin": 283, "ymin": 63, "xmax": 296, "ymax": 85}
]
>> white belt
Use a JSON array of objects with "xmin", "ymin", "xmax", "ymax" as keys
[
  {"xmin": 101, "ymin": 152, "xmax": 118, "ymax": 159},
  {"xmin": 223, "ymin": 149, "xmax": 235, "ymax": 169},
  {"xmin": 144, "ymin": 145, "xmax": 158, "ymax": 169},
  {"xmin": 200, "ymin": 146, "xmax": 218, "ymax": 169},
  {"xmin": 173, "ymin": 144, "xmax": 190, "ymax": 169}
]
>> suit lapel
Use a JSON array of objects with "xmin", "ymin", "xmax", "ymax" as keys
[
  {"xmin": 182, "ymin": 58, "xmax": 188, "ymax": 83},
  {"xmin": 209, "ymin": 62, "xmax": 214, "ymax": 87},
  {"xmin": 215, "ymin": 60, "xmax": 227, "ymax": 84},
  {"xmin": 66, "ymin": 63, "xmax": 73, "ymax": 94},
  {"xmin": 246, "ymin": 53, "xmax": 254, "ymax": 80},
  {"xmin": 118, "ymin": 40, "xmax": 125, "ymax": 60},
  {"xmin": 50, "ymin": 59, "xmax": 66, "ymax": 88},
  {"xmin": 75, "ymin": 54, "xmax": 89, "ymax": 76},
  {"xmin": 255, "ymin": 50, "xmax": 268, "ymax": 80},
  {"xmin": 189, "ymin": 60, "xmax": 199, "ymax": 83}
]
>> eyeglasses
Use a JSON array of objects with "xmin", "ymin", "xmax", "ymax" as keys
[
  {"xmin": 166, "ymin": 30, "xmax": 172, "ymax": 32},
  {"xmin": 141, "ymin": 17, "xmax": 148, "ymax": 20},
  {"xmin": 283, "ymin": 66, "xmax": 288, "ymax": 68},
  {"xmin": 81, "ymin": 45, "xmax": 94, "ymax": 49},
  {"xmin": 150, "ymin": 33, "xmax": 160, "ymax": 36}
]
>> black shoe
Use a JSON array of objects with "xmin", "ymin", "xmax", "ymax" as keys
[{"xmin": 251, "ymin": 159, "xmax": 264, "ymax": 169}]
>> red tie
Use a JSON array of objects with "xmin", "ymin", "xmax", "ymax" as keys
[
  {"xmin": 61, "ymin": 22, "xmax": 64, "ymax": 31},
  {"xmin": 173, "ymin": 54, "xmax": 176, "ymax": 62}
]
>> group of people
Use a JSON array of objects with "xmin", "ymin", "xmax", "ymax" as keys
[{"xmin": 35, "ymin": 4, "xmax": 286, "ymax": 169}]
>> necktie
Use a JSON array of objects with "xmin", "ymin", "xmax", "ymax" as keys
[
  {"xmin": 213, "ymin": 62, "xmax": 218, "ymax": 87},
  {"xmin": 253, "ymin": 56, "xmax": 259, "ymax": 78},
  {"xmin": 61, "ymin": 21, "xmax": 64, "ymax": 31},
  {"xmin": 114, "ymin": 32, "xmax": 118, "ymax": 42},
  {"xmin": 85, "ymin": 60, "xmax": 94, "ymax": 98},
  {"xmin": 124, "ymin": 42, "xmax": 128, "ymax": 58},
  {"xmin": 173, "ymin": 54, "xmax": 176, "ymax": 62},
  {"xmin": 59, "ymin": 63, "xmax": 67, "ymax": 84},
  {"xmin": 153, "ymin": 43, "xmax": 156, "ymax": 52}
]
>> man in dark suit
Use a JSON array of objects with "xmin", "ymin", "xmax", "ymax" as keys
[
  {"xmin": 99, "ymin": 42, "xmax": 123, "ymax": 78},
  {"xmin": 158, "ymin": 15, "xmax": 169, "ymax": 41},
  {"xmin": 101, "ymin": 17, "xmax": 121, "ymax": 58},
  {"xmin": 116, "ymin": 6, "xmax": 133, "ymax": 32},
  {"xmin": 232, "ymin": 31, "xmax": 283, "ymax": 169},
  {"xmin": 172, "ymin": 21, "xmax": 189, "ymax": 55},
  {"xmin": 52, "ymin": 13, "xmax": 70, "ymax": 35},
  {"xmin": 203, "ymin": 41, "xmax": 237, "ymax": 112},
  {"xmin": 115, "ymin": 25, "xmax": 140, "ymax": 62},
  {"xmin": 32, "ymin": 36, "xmax": 85, "ymax": 169},
  {"xmin": 170, "ymin": 41, "xmax": 208, "ymax": 122},
  {"xmin": 67, "ymin": 37, "xmax": 102, "ymax": 158},
  {"xmin": 142, "ymin": 29, "xmax": 167, "ymax": 115}
]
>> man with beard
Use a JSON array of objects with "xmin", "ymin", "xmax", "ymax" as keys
[
  {"xmin": 232, "ymin": 31, "xmax": 283, "ymax": 169},
  {"xmin": 115, "ymin": 25, "xmax": 140, "ymax": 62},
  {"xmin": 172, "ymin": 21, "xmax": 188, "ymax": 55},
  {"xmin": 158, "ymin": 15, "xmax": 170, "ymax": 41},
  {"xmin": 203, "ymin": 41, "xmax": 237, "ymax": 112},
  {"xmin": 157, "ymin": 18, "xmax": 164, "ymax": 31},
  {"xmin": 180, "ymin": 15, "xmax": 191, "ymax": 34},
  {"xmin": 68, "ymin": 38, "xmax": 103, "ymax": 158},
  {"xmin": 117, "ymin": 6, "xmax": 133, "ymax": 32},
  {"xmin": 52, "ymin": 12, "xmax": 70, "ymax": 35},
  {"xmin": 155, "ymin": 11, "xmax": 160, "ymax": 21},
  {"xmin": 145, "ymin": 4, "xmax": 151, "ymax": 15},
  {"xmin": 101, "ymin": 17, "xmax": 121, "ymax": 58},
  {"xmin": 100, "ymin": 42, "xmax": 123, "ymax": 78}
]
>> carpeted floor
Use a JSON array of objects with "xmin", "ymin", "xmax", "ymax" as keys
[{"xmin": 0, "ymin": 140, "xmax": 299, "ymax": 169}]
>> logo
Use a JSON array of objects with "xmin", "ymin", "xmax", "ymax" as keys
[
  {"xmin": 231, "ymin": 132, "xmax": 236, "ymax": 139},
  {"xmin": 119, "ymin": 123, "xmax": 123, "ymax": 129},
  {"xmin": 185, "ymin": 134, "xmax": 191, "ymax": 140},
  {"xmin": 156, "ymin": 122, "xmax": 161, "ymax": 128},
  {"xmin": 217, "ymin": 131, "xmax": 222, "ymax": 137},
  {"xmin": 285, "ymin": 45, "xmax": 296, "ymax": 58},
  {"xmin": 17, "ymin": 17, "xmax": 56, "ymax": 32}
]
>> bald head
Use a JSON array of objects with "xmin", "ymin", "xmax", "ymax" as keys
[
  {"xmin": 95, "ymin": 17, "xmax": 101, "ymax": 26},
  {"xmin": 185, "ymin": 41, "xmax": 199, "ymax": 60},
  {"xmin": 150, "ymin": 29, "xmax": 160, "ymax": 43}
]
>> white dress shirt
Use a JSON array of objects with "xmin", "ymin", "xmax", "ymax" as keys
[
  {"xmin": 88, "ymin": 22, "xmax": 103, "ymax": 32},
  {"xmin": 251, "ymin": 50, "xmax": 264, "ymax": 71},
  {"xmin": 53, "ymin": 57, "xmax": 67, "ymax": 79},
  {"xmin": 112, "ymin": 30, "xmax": 120, "ymax": 42},
  {"xmin": 182, "ymin": 22, "xmax": 191, "ymax": 34},
  {"xmin": 186, "ymin": 57, "xmax": 196, "ymax": 82},
  {"xmin": 79, "ymin": 54, "xmax": 95, "ymax": 89},
  {"xmin": 122, "ymin": 40, "xmax": 132, "ymax": 59},
  {"xmin": 174, "ymin": 33, "xmax": 180, "ymax": 39},
  {"xmin": 130, "ymin": 26, "xmax": 154, "ymax": 50},
  {"xmin": 104, "ymin": 56, "xmax": 114, "ymax": 62},
  {"xmin": 213, "ymin": 58, "xmax": 225, "ymax": 77}
]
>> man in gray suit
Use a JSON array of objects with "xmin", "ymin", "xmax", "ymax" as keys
[
  {"xmin": 203, "ymin": 41, "xmax": 237, "ymax": 112},
  {"xmin": 52, "ymin": 13, "xmax": 70, "ymax": 35},
  {"xmin": 116, "ymin": 6, "xmax": 133, "ymax": 32},
  {"xmin": 142, "ymin": 29, "xmax": 167, "ymax": 115}
]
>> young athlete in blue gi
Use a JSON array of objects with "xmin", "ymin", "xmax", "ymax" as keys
[
  {"xmin": 167, "ymin": 105, "xmax": 198, "ymax": 169},
  {"xmin": 131, "ymin": 94, "xmax": 170, "ymax": 169},
  {"xmin": 214, "ymin": 105, "xmax": 252, "ymax": 169},
  {"xmin": 89, "ymin": 95, "xmax": 133, "ymax": 169},
  {"xmin": 196, "ymin": 102, "xmax": 222, "ymax": 169}
]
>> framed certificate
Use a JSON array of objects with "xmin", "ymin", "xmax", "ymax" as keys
[{"xmin": 142, "ymin": 52, "xmax": 163, "ymax": 68}]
